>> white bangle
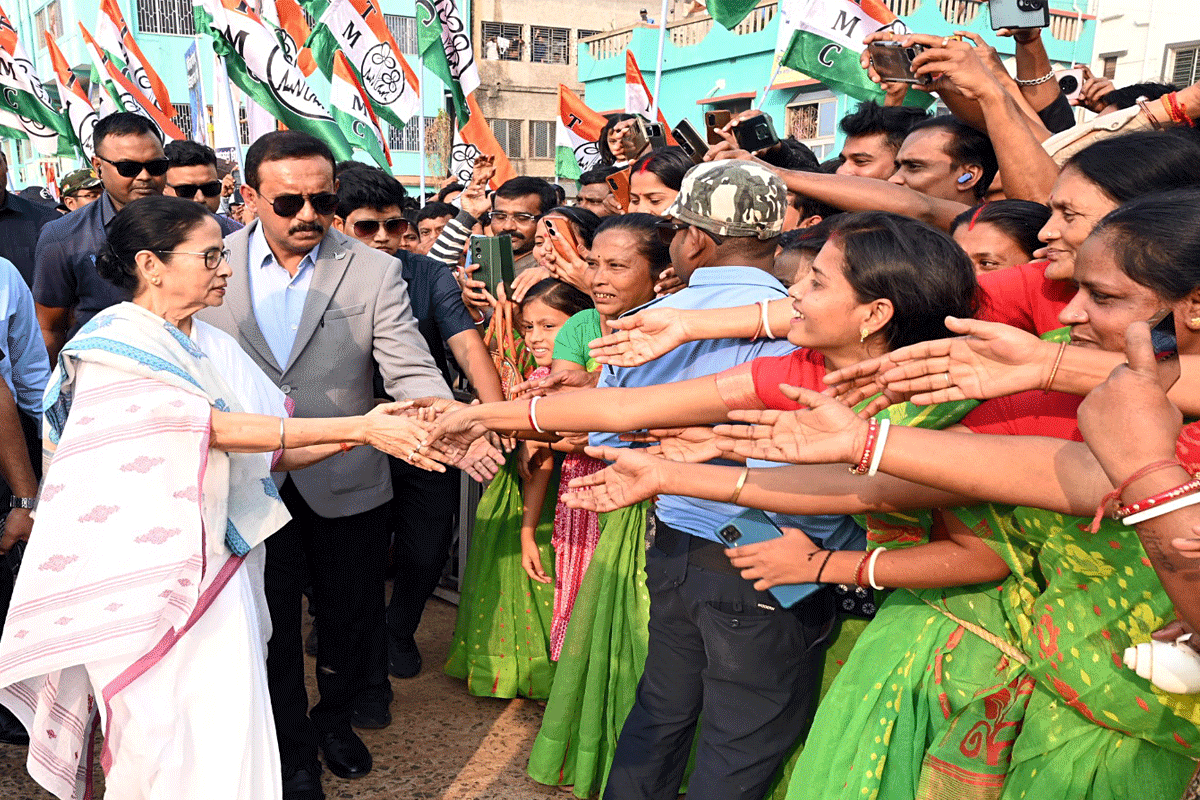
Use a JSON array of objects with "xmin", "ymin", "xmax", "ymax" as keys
[
  {"xmin": 279, "ymin": 417, "xmax": 286, "ymax": 450},
  {"xmin": 759, "ymin": 299, "xmax": 776, "ymax": 340},
  {"xmin": 867, "ymin": 547, "xmax": 885, "ymax": 590},
  {"xmin": 1122, "ymin": 492, "xmax": 1200, "ymax": 526},
  {"xmin": 529, "ymin": 395, "xmax": 546, "ymax": 433},
  {"xmin": 867, "ymin": 419, "xmax": 890, "ymax": 476}
]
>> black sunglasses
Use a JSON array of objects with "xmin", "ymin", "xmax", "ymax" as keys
[
  {"xmin": 171, "ymin": 180, "xmax": 222, "ymax": 199},
  {"xmin": 260, "ymin": 192, "xmax": 340, "ymax": 217},
  {"xmin": 654, "ymin": 219, "xmax": 725, "ymax": 246},
  {"xmin": 96, "ymin": 154, "xmax": 170, "ymax": 178},
  {"xmin": 352, "ymin": 217, "xmax": 410, "ymax": 237}
]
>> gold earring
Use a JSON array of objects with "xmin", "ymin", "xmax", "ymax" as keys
[
  {"xmin": 1191, "ymin": 317, "xmax": 1200, "ymax": 327},
  {"xmin": 860, "ymin": 327, "xmax": 870, "ymax": 342}
]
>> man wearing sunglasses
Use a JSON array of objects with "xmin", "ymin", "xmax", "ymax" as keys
[
  {"xmin": 196, "ymin": 132, "xmax": 459, "ymax": 800},
  {"xmin": 32, "ymin": 112, "xmax": 167, "ymax": 361},
  {"xmin": 164, "ymin": 140, "xmax": 243, "ymax": 236},
  {"xmin": 331, "ymin": 165, "xmax": 501, "ymax": 720}
]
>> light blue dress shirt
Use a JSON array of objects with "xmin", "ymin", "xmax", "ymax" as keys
[
  {"xmin": 247, "ymin": 225, "xmax": 318, "ymax": 369},
  {"xmin": 592, "ymin": 265, "xmax": 794, "ymax": 544},
  {"xmin": 0, "ymin": 256, "xmax": 49, "ymax": 425}
]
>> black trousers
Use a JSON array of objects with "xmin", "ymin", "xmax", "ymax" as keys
[
  {"xmin": 359, "ymin": 459, "xmax": 460, "ymax": 705},
  {"xmin": 603, "ymin": 517, "xmax": 834, "ymax": 800},
  {"xmin": 265, "ymin": 478, "xmax": 390, "ymax": 770}
]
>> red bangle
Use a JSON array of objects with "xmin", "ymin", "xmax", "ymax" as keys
[
  {"xmin": 1115, "ymin": 477, "xmax": 1200, "ymax": 520},
  {"xmin": 1168, "ymin": 92, "xmax": 1195, "ymax": 127},
  {"xmin": 1089, "ymin": 459, "xmax": 1190, "ymax": 532},
  {"xmin": 853, "ymin": 552, "xmax": 871, "ymax": 587},
  {"xmin": 850, "ymin": 419, "xmax": 879, "ymax": 475},
  {"xmin": 339, "ymin": 442, "xmax": 354, "ymax": 453}
]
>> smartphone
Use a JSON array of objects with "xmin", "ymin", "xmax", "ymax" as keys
[
  {"xmin": 645, "ymin": 120, "xmax": 668, "ymax": 150},
  {"xmin": 605, "ymin": 166, "xmax": 632, "ymax": 212},
  {"xmin": 469, "ymin": 234, "xmax": 515, "ymax": 296},
  {"xmin": 716, "ymin": 509, "xmax": 821, "ymax": 608},
  {"xmin": 543, "ymin": 217, "xmax": 579, "ymax": 258},
  {"xmin": 733, "ymin": 112, "xmax": 779, "ymax": 153},
  {"xmin": 1056, "ymin": 68, "xmax": 1084, "ymax": 104},
  {"xmin": 1149, "ymin": 309, "xmax": 1178, "ymax": 360},
  {"xmin": 705, "ymin": 109, "xmax": 732, "ymax": 145},
  {"xmin": 989, "ymin": 0, "xmax": 1050, "ymax": 30},
  {"xmin": 673, "ymin": 118, "xmax": 709, "ymax": 164},
  {"xmin": 867, "ymin": 41, "xmax": 928, "ymax": 85},
  {"xmin": 622, "ymin": 117, "xmax": 651, "ymax": 160}
]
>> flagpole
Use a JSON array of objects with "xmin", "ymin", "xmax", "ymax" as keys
[
  {"xmin": 755, "ymin": 60, "xmax": 785, "ymax": 110},
  {"xmin": 649, "ymin": 0, "xmax": 669, "ymax": 119},
  {"xmin": 222, "ymin": 61, "xmax": 245, "ymax": 170},
  {"xmin": 417, "ymin": 62, "xmax": 427, "ymax": 201}
]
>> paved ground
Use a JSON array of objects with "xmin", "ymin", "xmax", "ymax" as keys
[{"xmin": 0, "ymin": 597, "xmax": 567, "ymax": 799}]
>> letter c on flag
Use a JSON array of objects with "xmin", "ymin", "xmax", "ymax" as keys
[{"xmin": 818, "ymin": 44, "xmax": 842, "ymax": 68}]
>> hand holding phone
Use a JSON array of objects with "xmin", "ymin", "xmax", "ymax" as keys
[
  {"xmin": 705, "ymin": 110, "xmax": 732, "ymax": 145},
  {"xmin": 732, "ymin": 112, "xmax": 779, "ymax": 153},
  {"xmin": 867, "ymin": 41, "xmax": 929, "ymax": 85},
  {"xmin": 673, "ymin": 118, "xmax": 710, "ymax": 164},
  {"xmin": 605, "ymin": 167, "xmax": 632, "ymax": 212},
  {"xmin": 989, "ymin": 0, "xmax": 1050, "ymax": 31},
  {"xmin": 718, "ymin": 509, "xmax": 824, "ymax": 608}
]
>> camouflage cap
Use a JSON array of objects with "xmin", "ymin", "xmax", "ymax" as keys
[
  {"xmin": 663, "ymin": 160, "xmax": 787, "ymax": 241},
  {"xmin": 60, "ymin": 168, "xmax": 102, "ymax": 197}
]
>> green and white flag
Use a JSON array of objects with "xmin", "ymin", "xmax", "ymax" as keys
[
  {"xmin": 779, "ymin": 0, "xmax": 933, "ymax": 107},
  {"xmin": 194, "ymin": 0, "xmax": 354, "ymax": 159},
  {"xmin": 415, "ymin": 0, "xmax": 478, "ymax": 124},
  {"xmin": 331, "ymin": 51, "xmax": 391, "ymax": 169},
  {"xmin": 304, "ymin": 0, "xmax": 420, "ymax": 131},
  {"xmin": 0, "ymin": 6, "xmax": 73, "ymax": 156},
  {"xmin": 705, "ymin": 0, "xmax": 763, "ymax": 29}
]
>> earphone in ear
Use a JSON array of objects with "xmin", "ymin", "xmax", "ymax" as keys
[{"xmin": 956, "ymin": 173, "xmax": 972, "ymax": 184}]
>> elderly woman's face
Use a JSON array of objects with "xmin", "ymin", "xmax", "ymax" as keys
[{"xmin": 147, "ymin": 216, "xmax": 231, "ymax": 312}]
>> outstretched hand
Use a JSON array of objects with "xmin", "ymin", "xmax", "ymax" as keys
[
  {"xmin": 713, "ymin": 385, "xmax": 867, "ymax": 465},
  {"xmin": 588, "ymin": 307, "xmax": 689, "ymax": 367},
  {"xmin": 621, "ymin": 426, "xmax": 724, "ymax": 463},
  {"xmin": 559, "ymin": 446, "xmax": 670, "ymax": 512},
  {"xmin": 511, "ymin": 368, "xmax": 597, "ymax": 399},
  {"xmin": 417, "ymin": 404, "xmax": 493, "ymax": 466}
]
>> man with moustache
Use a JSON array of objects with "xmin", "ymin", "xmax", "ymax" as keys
[
  {"xmin": 485, "ymin": 176, "xmax": 557, "ymax": 272},
  {"xmin": 33, "ymin": 112, "xmax": 167, "ymax": 360},
  {"xmin": 196, "ymin": 131, "xmax": 454, "ymax": 800}
]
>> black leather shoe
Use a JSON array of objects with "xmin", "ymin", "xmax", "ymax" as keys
[
  {"xmin": 282, "ymin": 762, "xmax": 324, "ymax": 800},
  {"xmin": 388, "ymin": 636, "xmax": 422, "ymax": 679},
  {"xmin": 319, "ymin": 729, "xmax": 372, "ymax": 779},
  {"xmin": 0, "ymin": 704, "xmax": 29, "ymax": 746},
  {"xmin": 350, "ymin": 699, "xmax": 392, "ymax": 730}
]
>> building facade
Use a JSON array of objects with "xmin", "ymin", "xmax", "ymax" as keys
[{"xmin": 1090, "ymin": 0, "xmax": 1200, "ymax": 89}]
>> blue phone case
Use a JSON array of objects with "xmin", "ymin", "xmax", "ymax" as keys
[{"xmin": 717, "ymin": 508, "xmax": 821, "ymax": 608}]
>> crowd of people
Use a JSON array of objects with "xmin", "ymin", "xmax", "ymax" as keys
[{"xmin": 0, "ymin": 20, "xmax": 1198, "ymax": 800}]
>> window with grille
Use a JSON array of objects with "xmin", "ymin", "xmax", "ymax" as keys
[
  {"xmin": 384, "ymin": 14, "xmax": 418, "ymax": 54},
  {"xmin": 482, "ymin": 22, "xmax": 523, "ymax": 61},
  {"xmin": 530, "ymin": 120, "xmax": 554, "ymax": 159},
  {"xmin": 1170, "ymin": 45, "xmax": 1200, "ymax": 87},
  {"xmin": 490, "ymin": 119, "xmax": 522, "ymax": 158},
  {"xmin": 785, "ymin": 96, "xmax": 837, "ymax": 162},
  {"xmin": 578, "ymin": 29, "xmax": 599, "ymax": 41},
  {"xmin": 531, "ymin": 26, "xmax": 570, "ymax": 65},
  {"xmin": 172, "ymin": 103, "xmax": 193, "ymax": 140},
  {"xmin": 137, "ymin": 0, "xmax": 196, "ymax": 35},
  {"xmin": 1102, "ymin": 55, "xmax": 1117, "ymax": 80},
  {"xmin": 388, "ymin": 116, "xmax": 439, "ymax": 152},
  {"xmin": 34, "ymin": 1, "xmax": 63, "ymax": 46}
]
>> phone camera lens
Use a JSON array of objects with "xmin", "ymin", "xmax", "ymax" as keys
[
  {"xmin": 720, "ymin": 526, "xmax": 741, "ymax": 543},
  {"xmin": 1058, "ymin": 75, "xmax": 1078, "ymax": 94},
  {"xmin": 904, "ymin": 47, "xmax": 917, "ymax": 60}
]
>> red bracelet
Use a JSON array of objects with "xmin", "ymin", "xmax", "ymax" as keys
[
  {"xmin": 339, "ymin": 442, "xmax": 354, "ymax": 453},
  {"xmin": 853, "ymin": 552, "xmax": 871, "ymax": 587},
  {"xmin": 1088, "ymin": 459, "xmax": 1190, "ymax": 532},
  {"xmin": 1115, "ymin": 477, "xmax": 1200, "ymax": 520},
  {"xmin": 850, "ymin": 419, "xmax": 879, "ymax": 475},
  {"xmin": 1168, "ymin": 92, "xmax": 1196, "ymax": 127}
]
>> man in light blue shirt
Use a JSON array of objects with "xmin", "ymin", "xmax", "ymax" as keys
[
  {"xmin": 0, "ymin": 257, "xmax": 49, "ymax": 425},
  {"xmin": 599, "ymin": 161, "xmax": 835, "ymax": 800},
  {"xmin": 247, "ymin": 228, "xmax": 318, "ymax": 369}
]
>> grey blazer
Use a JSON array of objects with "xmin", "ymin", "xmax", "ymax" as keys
[{"xmin": 197, "ymin": 221, "xmax": 451, "ymax": 518}]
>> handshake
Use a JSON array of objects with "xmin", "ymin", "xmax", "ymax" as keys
[{"xmin": 366, "ymin": 397, "xmax": 506, "ymax": 483}]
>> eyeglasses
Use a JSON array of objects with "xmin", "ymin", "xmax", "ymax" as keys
[
  {"xmin": 151, "ymin": 246, "xmax": 230, "ymax": 270},
  {"xmin": 654, "ymin": 219, "xmax": 725, "ymax": 247},
  {"xmin": 96, "ymin": 154, "xmax": 170, "ymax": 178},
  {"xmin": 170, "ymin": 180, "xmax": 222, "ymax": 199},
  {"xmin": 259, "ymin": 192, "xmax": 339, "ymax": 217},
  {"xmin": 352, "ymin": 217, "xmax": 410, "ymax": 237},
  {"xmin": 489, "ymin": 211, "xmax": 538, "ymax": 224}
]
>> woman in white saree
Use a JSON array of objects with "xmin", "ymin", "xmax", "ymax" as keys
[{"xmin": 0, "ymin": 196, "xmax": 437, "ymax": 800}]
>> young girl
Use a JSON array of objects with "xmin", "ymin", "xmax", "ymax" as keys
[{"xmin": 443, "ymin": 279, "xmax": 589, "ymax": 700}]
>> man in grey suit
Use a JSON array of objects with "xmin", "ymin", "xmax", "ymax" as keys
[{"xmin": 197, "ymin": 131, "xmax": 451, "ymax": 800}]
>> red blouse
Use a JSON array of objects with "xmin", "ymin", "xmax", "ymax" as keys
[{"xmin": 977, "ymin": 261, "xmax": 1076, "ymax": 336}]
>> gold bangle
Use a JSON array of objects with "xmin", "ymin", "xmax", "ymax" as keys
[
  {"xmin": 730, "ymin": 466, "xmax": 750, "ymax": 505},
  {"xmin": 1043, "ymin": 341, "xmax": 1068, "ymax": 392}
]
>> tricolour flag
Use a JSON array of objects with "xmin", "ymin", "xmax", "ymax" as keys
[
  {"xmin": 448, "ymin": 94, "xmax": 517, "ymax": 189},
  {"xmin": 46, "ymin": 33, "xmax": 98, "ymax": 159},
  {"xmin": 331, "ymin": 51, "xmax": 391, "ymax": 169},
  {"xmin": 270, "ymin": 0, "xmax": 317, "ymax": 76},
  {"xmin": 96, "ymin": 0, "xmax": 173, "ymax": 116},
  {"xmin": 304, "ymin": 0, "xmax": 420, "ymax": 132},
  {"xmin": 415, "ymin": 0, "xmax": 478, "ymax": 125},
  {"xmin": 80, "ymin": 23, "xmax": 188, "ymax": 141},
  {"xmin": 705, "ymin": 0, "xmax": 763, "ymax": 29},
  {"xmin": 193, "ymin": 0, "xmax": 354, "ymax": 159},
  {"xmin": 779, "ymin": 0, "xmax": 932, "ymax": 106},
  {"xmin": 0, "ymin": 5, "xmax": 74, "ymax": 156},
  {"xmin": 624, "ymin": 50, "xmax": 675, "ymax": 143},
  {"xmin": 555, "ymin": 85, "xmax": 605, "ymax": 180}
]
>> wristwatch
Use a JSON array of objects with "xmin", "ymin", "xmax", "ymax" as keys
[{"xmin": 9, "ymin": 496, "xmax": 35, "ymax": 510}]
